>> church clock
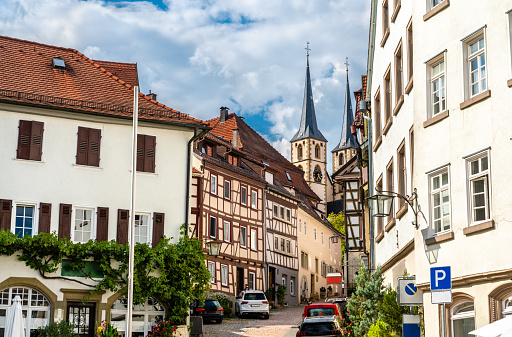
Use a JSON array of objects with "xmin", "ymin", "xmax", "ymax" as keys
[{"xmin": 313, "ymin": 167, "xmax": 323, "ymax": 182}]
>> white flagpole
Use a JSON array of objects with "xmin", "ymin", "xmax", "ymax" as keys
[{"xmin": 126, "ymin": 86, "xmax": 139, "ymax": 337}]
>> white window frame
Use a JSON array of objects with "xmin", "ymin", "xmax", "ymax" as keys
[
  {"xmin": 208, "ymin": 261, "xmax": 216, "ymax": 283},
  {"xmin": 286, "ymin": 239, "xmax": 291, "ymax": 254},
  {"xmin": 273, "ymin": 204, "xmax": 278, "ymax": 217},
  {"xmin": 240, "ymin": 226, "xmax": 247, "ymax": 248},
  {"xmin": 429, "ymin": 0, "xmax": 445, "ymax": 11},
  {"xmin": 209, "ymin": 215, "xmax": 217, "ymax": 239},
  {"xmin": 450, "ymin": 301, "xmax": 475, "ymax": 337},
  {"xmin": 426, "ymin": 53, "xmax": 447, "ymax": 119},
  {"xmin": 280, "ymin": 206, "xmax": 285, "ymax": 219},
  {"xmin": 281, "ymin": 238, "xmax": 285, "ymax": 251},
  {"xmin": 502, "ymin": 295, "xmax": 512, "ymax": 316},
  {"xmin": 221, "ymin": 264, "xmax": 228, "ymax": 286},
  {"xmin": 250, "ymin": 228, "xmax": 257, "ymax": 251},
  {"xmin": 12, "ymin": 202, "xmax": 39, "ymax": 238},
  {"xmin": 286, "ymin": 209, "xmax": 291, "ymax": 222},
  {"xmin": 211, "ymin": 174, "xmax": 218, "ymax": 195},
  {"xmin": 110, "ymin": 297, "xmax": 164, "ymax": 337},
  {"xmin": 223, "ymin": 220, "xmax": 231, "ymax": 242},
  {"xmin": 251, "ymin": 190, "xmax": 257, "ymax": 209},
  {"xmin": 428, "ymin": 168, "xmax": 451, "ymax": 236},
  {"xmin": 462, "ymin": 28, "xmax": 488, "ymax": 100},
  {"xmin": 134, "ymin": 212, "xmax": 152, "ymax": 245},
  {"xmin": 72, "ymin": 206, "xmax": 96, "ymax": 243},
  {"xmin": 249, "ymin": 272, "xmax": 255, "ymax": 290},
  {"xmin": 224, "ymin": 179, "xmax": 231, "ymax": 200},
  {"xmin": 290, "ymin": 277, "xmax": 295, "ymax": 295},
  {"xmin": 241, "ymin": 185, "xmax": 248, "ymax": 206},
  {"xmin": 465, "ymin": 149, "xmax": 492, "ymax": 225}
]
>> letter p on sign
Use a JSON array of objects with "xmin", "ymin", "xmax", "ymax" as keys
[{"xmin": 430, "ymin": 266, "xmax": 451, "ymax": 290}]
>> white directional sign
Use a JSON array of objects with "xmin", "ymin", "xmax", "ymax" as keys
[{"xmin": 397, "ymin": 277, "xmax": 423, "ymax": 306}]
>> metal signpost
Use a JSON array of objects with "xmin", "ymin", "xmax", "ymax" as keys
[
  {"xmin": 430, "ymin": 267, "xmax": 452, "ymax": 337},
  {"xmin": 397, "ymin": 277, "xmax": 422, "ymax": 337}
]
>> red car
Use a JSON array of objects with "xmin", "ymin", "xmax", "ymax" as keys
[{"xmin": 302, "ymin": 303, "xmax": 344, "ymax": 320}]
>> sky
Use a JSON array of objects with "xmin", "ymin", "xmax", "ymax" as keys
[{"xmin": 0, "ymin": 0, "xmax": 370, "ymax": 174}]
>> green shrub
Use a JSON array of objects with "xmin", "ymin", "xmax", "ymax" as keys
[
  {"xmin": 36, "ymin": 320, "xmax": 78, "ymax": 337},
  {"xmin": 277, "ymin": 285, "xmax": 287, "ymax": 305},
  {"xmin": 211, "ymin": 293, "xmax": 232, "ymax": 316},
  {"xmin": 368, "ymin": 320, "xmax": 393, "ymax": 337}
]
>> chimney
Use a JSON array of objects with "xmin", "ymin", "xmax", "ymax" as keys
[
  {"xmin": 147, "ymin": 90, "xmax": 157, "ymax": 101},
  {"xmin": 232, "ymin": 128, "xmax": 239, "ymax": 148},
  {"xmin": 220, "ymin": 106, "xmax": 229, "ymax": 123}
]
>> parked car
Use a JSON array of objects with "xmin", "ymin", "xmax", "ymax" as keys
[
  {"xmin": 191, "ymin": 298, "xmax": 224, "ymax": 323},
  {"xmin": 296, "ymin": 316, "xmax": 344, "ymax": 336},
  {"xmin": 324, "ymin": 297, "xmax": 347, "ymax": 318},
  {"xmin": 235, "ymin": 290, "xmax": 270, "ymax": 319},
  {"xmin": 302, "ymin": 303, "xmax": 344, "ymax": 321}
]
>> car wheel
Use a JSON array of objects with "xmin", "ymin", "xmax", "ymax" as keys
[
  {"xmin": 264, "ymin": 313, "xmax": 270, "ymax": 319},
  {"xmin": 216, "ymin": 319, "xmax": 222, "ymax": 324}
]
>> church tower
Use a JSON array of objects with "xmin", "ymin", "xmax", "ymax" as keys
[
  {"xmin": 331, "ymin": 59, "xmax": 358, "ymax": 200},
  {"xmin": 290, "ymin": 44, "xmax": 328, "ymax": 213}
]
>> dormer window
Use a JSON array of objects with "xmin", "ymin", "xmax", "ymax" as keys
[
  {"xmin": 52, "ymin": 58, "xmax": 65, "ymax": 69},
  {"xmin": 285, "ymin": 171, "xmax": 292, "ymax": 181}
]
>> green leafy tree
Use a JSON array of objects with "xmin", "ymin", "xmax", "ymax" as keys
[
  {"xmin": 367, "ymin": 319, "xmax": 393, "ymax": 337},
  {"xmin": 347, "ymin": 261, "xmax": 384, "ymax": 337},
  {"xmin": 327, "ymin": 212, "xmax": 345, "ymax": 261},
  {"xmin": 378, "ymin": 285, "xmax": 409, "ymax": 337}
]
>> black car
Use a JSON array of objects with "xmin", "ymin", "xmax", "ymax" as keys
[
  {"xmin": 191, "ymin": 298, "xmax": 224, "ymax": 323},
  {"xmin": 296, "ymin": 316, "xmax": 344, "ymax": 336}
]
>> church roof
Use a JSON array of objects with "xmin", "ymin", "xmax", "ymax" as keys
[
  {"xmin": 332, "ymin": 69, "xmax": 358, "ymax": 152},
  {"xmin": 290, "ymin": 57, "xmax": 327, "ymax": 143}
]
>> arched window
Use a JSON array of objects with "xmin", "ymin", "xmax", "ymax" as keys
[
  {"xmin": 0, "ymin": 287, "xmax": 51, "ymax": 337},
  {"xmin": 111, "ymin": 297, "xmax": 165, "ymax": 336},
  {"xmin": 339, "ymin": 153, "xmax": 344, "ymax": 166},
  {"xmin": 301, "ymin": 277, "xmax": 308, "ymax": 299},
  {"xmin": 315, "ymin": 145, "xmax": 320, "ymax": 158},
  {"xmin": 298, "ymin": 145, "xmax": 303, "ymax": 160},
  {"xmin": 503, "ymin": 296, "xmax": 512, "ymax": 316},
  {"xmin": 451, "ymin": 301, "xmax": 475, "ymax": 337}
]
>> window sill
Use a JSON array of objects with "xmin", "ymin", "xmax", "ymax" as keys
[
  {"xmin": 385, "ymin": 218, "xmax": 396, "ymax": 232},
  {"xmin": 425, "ymin": 231, "xmax": 454, "ymax": 246},
  {"xmin": 380, "ymin": 28, "xmax": 390, "ymax": 48},
  {"xmin": 423, "ymin": 0, "xmax": 450, "ymax": 21},
  {"xmin": 405, "ymin": 77, "xmax": 413, "ymax": 94},
  {"xmin": 396, "ymin": 202, "xmax": 408, "ymax": 220},
  {"xmin": 393, "ymin": 95, "xmax": 404, "ymax": 116},
  {"xmin": 73, "ymin": 164, "xmax": 103, "ymax": 170},
  {"xmin": 130, "ymin": 170, "xmax": 159, "ymax": 176},
  {"xmin": 375, "ymin": 231, "xmax": 384, "ymax": 243},
  {"xmin": 391, "ymin": 0, "xmax": 401, "ymax": 22},
  {"xmin": 507, "ymin": 78, "xmax": 512, "ymax": 87},
  {"xmin": 463, "ymin": 220, "xmax": 494, "ymax": 236},
  {"xmin": 460, "ymin": 89, "xmax": 491, "ymax": 110},
  {"xmin": 14, "ymin": 158, "xmax": 44, "ymax": 164},
  {"xmin": 423, "ymin": 110, "xmax": 449, "ymax": 128},
  {"xmin": 373, "ymin": 135, "xmax": 383, "ymax": 152},
  {"xmin": 382, "ymin": 117, "xmax": 393, "ymax": 136}
]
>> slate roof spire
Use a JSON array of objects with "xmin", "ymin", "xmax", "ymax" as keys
[
  {"xmin": 332, "ymin": 58, "xmax": 358, "ymax": 152},
  {"xmin": 290, "ymin": 43, "xmax": 327, "ymax": 143}
]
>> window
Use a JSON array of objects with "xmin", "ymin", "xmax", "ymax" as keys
[
  {"xmin": 223, "ymin": 220, "xmax": 231, "ymax": 242},
  {"xmin": 240, "ymin": 226, "xmax": 247, "ymax": 247},
  {"xmin": 339, "ymin": 153, "xmax": 344, "ymax": 166},
  {"xmin": 315, "ymin": 145, "xmax": 320, "ymax": 158},
  {"xmin": 221, "ymin": 264, "xmax": 228, "ymax": 286},
  {"xmin": 467, "ymin": 152, "xmax": 491, "ymax": 224},
  {"xmin": 373, "ymin": 88, "xmax": 382, "ymax": 143},
  {"xmin": 111, "ymin": 297, "xmax": 164, "ymax": 337},
  {"xmin": 224, "ymin": 180, "xmax": 231, "ymax": 199},
  {"xmin": 286, "ymin": 240, "xmax": 291, "ymax": 254},
  {"xmin": 241, "ymin": 185, "xmax": 248, "ymax": 205},
  {"xmin": 301, "ymin": 251, "xmax": 309, "ymax": 269},
  {"xmin": 315, "ymin": 258, "xmax": 319, "ymax": 274},
  {"xmin": 136, "ymin": 134, "xmax": 156, "ymax": 173},
  {"xmin": 304, "ymin": 221, "xmax": 307, "ymax": 235},
  {"xmin": 76, "ymin": 127, "xmax": 101, "ymax": 167},
  {"xmin": 286, "ymin": 209, "xmax": 291, "ymax": 222},
  {"xmin": 383, "ymin": 65, "xmax": 392, "ymax": 132},
  {"xmin": 209, "ymin": 216, "xmax": 217, "ymax": 238},
  {"xmin": 274, "ymin": 236, "xmax": 279, "ymax": 250},
  {"xmin": 386, "ymin": 159, "xmax": 394, "ymax": 224},
  {"xmin": 397, "ymin": 141, "xmax": 407, "ymax": 209},
  {"xmin": 73, "ymin": 208, "xmax": 94, "ymax": 243},
  {"xmin": 461, "ymin": 28, "xmax": 487, "ymax": 101},
  {"xmin": 281, "ymin": 238, "xmax": 285, "ymax": 251},
  {"xmin": 249, "ymin": 272, "xmax": 255, "ymax": 290},
  {"xmin": 406, "ymin": 20, "xmax": 413, "ymax": 85},
  {"xmin": 503, "ymin": 296, "xmax": 512, "ymax": 316},
  {"xmin": 299, "ymin": 219, "xmax": 302, "ymax": 233},
  {"xmin": 273, "ymin": 204, "xmax": 279, "ymax": 217},
  {"xmin": 321, "ymin": 231, "xmax": 324, "ymax": 245},
  {"xmin": 285, "ymin": 171, "xmax": 292, "ymax": 181},
  {"xmin": 16, "ymin": 120, "xmax": 44, "ymax": 161},
  {"xmin": 431, "ymin": 59, "xmax": 446, "ymax": 116},
  {"xmin": 430, "ymin": 170, "xmax": 451, "ymax": 234},
  {"xmin": 290, "ymin": 277, "xmax": 295, "ymax": 295},
  {"xmin": 314, "ymin": 228, "xmax": 317, "ymax": 241},
  {"xmin": 451, "ymin": 301, "xmax": 475, "ymax": 337},
  {"xmin": 211, "ymin": 175, "xmax": 217, "ymax": 195},
  {"xmin": 298, "ymin": 144, "xmax": 303, "ymax": 160},
  {"xmin": 432, "ymin": 0, "xmax": 445, "ymax": 8},
  {"xmin": 250, "ymin": 228, "xmax": 257, "ymax": 250},
  {"xmin": 208, "ymin": 261, "xmax": 215, "ymax": 283},
  {"xmin": 251, "ymin": 190, "xmax": 257, "ymax": 209},
  {"xmin": 282, "ymin": 274, "xmax": 287, "ymax": 287},
  {"xmin": 394, "ymin": 40, "xmax": 403, "ymax": 104},
  {"xmin": 382, "ymin": 0, "xmax": 389, "ymax": 45},
  {"xmin": 328, "ymin": 238, "xmax": 331, "ymax": 250},
  {"xmin": 280, "ymin": 206, "xmax": 285, "ymax": 219},
  {"xmin": 135, "ymin": 213, "xmax": 151, "ymax": 244},
  {"xmin": 13, "ymin": 204, "xmax": 37, "ymax": 238}
]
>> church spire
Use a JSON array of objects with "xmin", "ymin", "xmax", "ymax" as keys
[
  {"xmin": 332, "ymin": 58, "xmax": 358, "ymax": 152},
  {"xmin": 290, "ymin": 42, "xmax": 327, "ymax": 143}
]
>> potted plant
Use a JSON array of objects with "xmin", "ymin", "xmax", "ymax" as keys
[
  {"xmin": 320, "ymin": 287, "xmax": 326, "ymax": 298},
  {"xmin": 146, "ymin": 320, "xmax": 179, "ymax": 337},
  {"xmin": 327, "ymin": 286, "xmax": 333, "ymax": 297},
  {"xmin": 97, "ymin": 321, "xmax": 119, "ymax": 337}
]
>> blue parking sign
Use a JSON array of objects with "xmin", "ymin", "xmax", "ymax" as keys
[{"xmin": 430, "ymin": 266, "xmax": 451, "ymax": 290}]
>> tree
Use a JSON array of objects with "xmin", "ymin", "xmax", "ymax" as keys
[
  {"xmin": 327, "ymin": 211, "xmax": 345, "ymax": 261},
  {"xmin": 378, "ymin": 285, "xmax": 409, "ymax": 337},
  {"xmin": 347, "ymin": 261, "xmax": 384, "ymax": 337}
]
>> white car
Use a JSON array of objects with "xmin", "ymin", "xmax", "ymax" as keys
[{"xmin": 235, "ymin": 290, "xmax": 270, "ymax": 319}]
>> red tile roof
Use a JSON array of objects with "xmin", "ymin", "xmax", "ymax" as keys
[
  {"xmin": 0, "ymin": 35, "xmax": 205, "ymax": 126},
  {"xmin": 93, "ymin": 60, "xmax": 139, "ymax": 88}
]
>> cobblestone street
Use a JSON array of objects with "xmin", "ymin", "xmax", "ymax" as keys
[{"xmin": 202, "ymin": 304, "xmax": 305, "ymax": 337}]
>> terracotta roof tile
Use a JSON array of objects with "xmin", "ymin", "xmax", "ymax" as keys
[{"xmin": 93, "ymin": 60, "xmax": 139, "ymax": 88}]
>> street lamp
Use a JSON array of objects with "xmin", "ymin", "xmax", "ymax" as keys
[
  {"xmin": 367, "ymin": 188, "xmax": 420, "ymax": 228},
  {"xmin": 205, "ymin": 240, "xmax": 222, "ymax": 257}
]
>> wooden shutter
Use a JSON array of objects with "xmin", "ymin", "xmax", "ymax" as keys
[
  {"xmin": 0, "ymin": 199, "xmax": 12, "ymax": 231},
  {"xmin": 117, "ymin": 209, "xmax": 129, "ymax": 245},
  {"xmin": 58, "ymin": 203, "xmax": 72, "ymax": 239},
  {"xmin": 136, "ymin": 134, "xmax": 145, "ymax": 172},
  {"xmin": 96, "ymin": 207, "xmax": 109, "ymax": 242},
  {"xmin": 17, "ymin": 120, "xmax": 32, "ymax": 160},
  {"xmin": 88, "ymin": 128, "xmax": 101, "ymax": 167},
  {"xmin": 152, "ymin": 213, "xmax": 165, "ymax": 248},
  {"xmin": 29, "ymin": 121, "xmax": 44, "ymax": 161},
  {"xmin": 76, "ymin": 127, "xmax": 89, "ymax": 165},
  {"xmin": 38, "ymin": 203, "xmax": 52, "ymax": 233},
  {"xmin": 144, "ymin": 135, "xmax": 156, "ymax": 173}
]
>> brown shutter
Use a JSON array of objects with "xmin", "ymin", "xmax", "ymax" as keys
[
  {"xmin": 88, "ymin": 128, "xmax": 101, "ymax": 167},
  {"xmin": 96, "ymin": 207, "xmax": 109, "ymax": 242},
  {"xmin": 136, "ymin": 134, "xmax": 145, "ymax": 172},
  {"xmin": 17, "ymin": 120, "xmax": 32, "ymax": 160},
  {"xmin": 0, "ymin": 200, "xmax": 12, "ymax": 231},
  {"xmin": 152, "ymin": 212, "xmax": 165, "ymax": 248},
  {"xmin": 29, "ymin": 121, "xmax": 44, "ymax": 161},
  {"xmin": 58, "ymin": 203, "xmax": 72, "ymax": 239},
  {"xmin": 144, "ymin": 135, "xmax": 156, "ymax": 173},
  {"xmin": 76, "ymin": 127, "xmax": 89, "ymax": 165},
  {"xmin": 38, "ymin": 203, "xmax": 52, "ymax": 233},
  {"xmin": 117, "ymin": 209, "xmax": 129, "ymax": 244}
]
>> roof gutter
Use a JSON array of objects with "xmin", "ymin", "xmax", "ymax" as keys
[{"xmin": 366, "ymin": 0, "xmax": 378, "ymax": 102}]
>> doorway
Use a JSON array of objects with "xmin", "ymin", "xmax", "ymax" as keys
[
  {"xmin": 310, "ymin": 274, "xmax": 315, "ymax": 297},
  {"xmin": 268, "ymin": 267, "xmax": 276, "ymax": 301},
  {"xmin": 236, "ymin": 267, "xmax": 244, "ymax": 295},
  {"xmin": 67, "ymin": 302, "xmax": 96, "ymax": 337}
]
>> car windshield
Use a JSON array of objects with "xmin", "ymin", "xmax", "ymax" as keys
[
  {"xmin": 204, "ymin": 300, "xmax": 221, "ymax": 308},
  {"xmin": 307, "ymin": 308, "xmax": 335, "ymax": 317},
  {"xmin": 244, "ymin": 293, "xmax": 266, "ymax": 300},
  {"xmin": 300, "ymin": 322, "xmax": 337, "ymax": 333}
]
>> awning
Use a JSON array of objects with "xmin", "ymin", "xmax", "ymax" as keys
[
  {"xmin": 469, "ymin": 316, "xmax": 512, "ymax": 337},
  {"xmin": 326, "ymin": 273, "xmax": 342, "ymax": 284}
]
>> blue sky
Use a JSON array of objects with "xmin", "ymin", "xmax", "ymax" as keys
[{"xmin": 0, "ymin": 0, "xmax": 370, "ymax": 173}]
